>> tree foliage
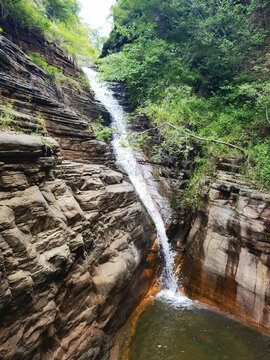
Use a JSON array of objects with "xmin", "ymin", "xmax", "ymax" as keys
[
  {"xmin": 100, "ymin": 0, "xmax": 270, "ymax": 188},
  {"xmin": 43, "ymin": 0, "xmax": 80, "ymax": 22},
  {"xmin": 0, "ymin": 0, "xmax": 99, "ymax": 57}
]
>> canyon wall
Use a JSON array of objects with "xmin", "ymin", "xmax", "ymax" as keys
[
  {"xmin": 0, "ymin": 33, "xmax": 156, "ymax": 359},
  {"xmin": 179, "ymin": 160, "xmax": 270, "ymax": 331}
]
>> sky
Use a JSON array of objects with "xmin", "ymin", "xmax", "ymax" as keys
[{"xmin": 79, "ymin": 0, "xmax": 116, "ymax": 37}]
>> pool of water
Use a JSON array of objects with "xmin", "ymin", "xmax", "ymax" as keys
[{"xmin": 127, "ymin": 298, "xmax": 270, "ymax": 360}]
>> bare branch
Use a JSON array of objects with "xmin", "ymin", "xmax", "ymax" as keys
[
  {"xmin": 137, "ymin": 121, "xmax": 246, "ymax": 156},
  {"xmin": 266, "ymin": 105, "xmax": 270, "ymax": 125},
  {"xmin": 138, "ymin": 123, "xmax": 168, "ymax": 135}
]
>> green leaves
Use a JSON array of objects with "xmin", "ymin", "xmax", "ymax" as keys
[
  {"xmin": 43, "ymin": 0, "xmax": 80, "ymax": 23},
  {"xmin": 101, "ymin": 0, "xmax": 270, "ymax": 188},
  {"xmin": 248, "ymin": 140, "xmax": 270, "ymax": 188},
  {"xmin": 1, "ymin": 0, "xmax": 99, "ymax": 58},
  {"xmin": 27, "ymin": 52, "xmax": 66, "ymax": 83},
  {"xmin": 0, "ymin": 102, "xmax": 15, "ymax": 128},
  {"xmin": 91, "ymin": 123, "xmax": 113, "ymax": 142},
  {"xmin": 103, "ymin": 0, "xmax": 268, "ymax": 95},
  {"xmin": 1, "ymin": 0, "xmax": 50, "ymax": 31}
]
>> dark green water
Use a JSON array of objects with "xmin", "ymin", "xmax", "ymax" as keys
[{"xmin": 128, "ymin": 298, "xmax": 270, "ymax": 360}]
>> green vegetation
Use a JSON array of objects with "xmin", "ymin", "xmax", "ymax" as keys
[
  {"xmin": 77, "ymin": 72, "xmax": 90, "ymax": 88},
  {"xmin": 27, "ymin": 51, "xmax": 84, "ymax": 92},
  {"xmin": 91, "ymin": 122, "xmax": 113, "ymax": 142},
  {"xmin": 0, "ymin": 102, "xmax": 15, "ymax": 127},
  {"xmin": 183, "ymin": 156, "xmax": 215, "ymax": 208},
  {"xmin": 100, "ymin": 0, "xmax": 270, "ymax": 189},
  {"xmin": 27, "ymin": 52, "xmax": 67, "ymax": 83},
  {"xmin": 0, "ymin": 0, "xmax": 99, "ymax": 58},
  {"xmin": 0, "ymin": 0, "xmax": 50, "ymax": 31},
  {"xmin": 0, "ymin": 101, "xmax": 49, "ymax": 138},
  {"xmin": 49, "ymin": 21, "xmax": 99, "ymax": 58},
  {"xmin": 43, "ymin": 0, "xmax": 80, "ymax": 23}
]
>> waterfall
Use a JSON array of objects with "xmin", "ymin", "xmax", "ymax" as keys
[{"xmin": 84, "ymin": 68, "xmax": 192, "ymax": 306}]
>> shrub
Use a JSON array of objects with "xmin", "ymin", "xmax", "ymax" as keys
[
  {"xmin": 27, "ymin": 52, "xmax": 67, "ymax": 83},
  {"xmin": 91, "ymin": 123, "xmax": 113, "ymax": 141},
  {"xmin": 0, "ymin": 102, "xmax": 15, "ymax": 127},
  {"xmin": 0, "ymin": 0, "xmax": 99, "ymax": 58},
  {"xmin": 248, "ymin": 140, "xmax": 270, "ymax": 189}
]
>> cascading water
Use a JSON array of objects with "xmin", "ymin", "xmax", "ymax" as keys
[
  {"xmin": 83, "ymin": 69, "xmax": 270, "ymax": 360},
  {"xmin": 84, "ymin": 67, "xmax": 191, "ymax": 304}
]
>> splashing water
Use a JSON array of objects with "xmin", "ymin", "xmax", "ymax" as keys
[{"xmin": 84, "ymin": 68, "xmax": 192, "ymax": 306}]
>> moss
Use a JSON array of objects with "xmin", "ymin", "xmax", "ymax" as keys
[{"xmin": 183, "ymin": 156, "xmax": 215, "ymax": 210}]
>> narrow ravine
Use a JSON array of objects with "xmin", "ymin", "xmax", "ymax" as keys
[{"xmin": 84, "ymin": 67, "xmax": 189, "ymax": 303}]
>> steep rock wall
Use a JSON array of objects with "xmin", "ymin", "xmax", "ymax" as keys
[
  {"xmin": 0, "ymin": 12, "xmax": 80, "ymax": 77},
  {"xmin": 0, "ymin": 132, "xmax": 155, "ymax": 359},
  {"xmin": 0, "ymin": 32, "xmax": 156, "ymax": 359},
  {"xmin": 0, "ymin": 34, "xmax": 112, "ymax": 166},
  {"xmin": 127, "ymin": 114, "xmax": 196, "ymax": 228},
  {"xmin": 179, "ymin": 165, "xmax": 270, "ymax": 331}
]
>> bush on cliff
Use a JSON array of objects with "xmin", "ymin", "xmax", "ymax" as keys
[
  {"xmin": 100, "ymin": 0, "xmax": 270, "ymax": 189},
  {"xmin": 0, "ymin": 0, "xmax": 99, "ymax": 58}
]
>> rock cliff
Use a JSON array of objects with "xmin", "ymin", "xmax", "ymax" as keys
[
  {"xmin": 0, "ymin": 32, "xmax": 156, "ymax": 359},
  {"xmin": 0, "ymin": 33, "xmax": 112, "ymax": 166},
  {"xmin": 179, "ymin": 159, "xmax": 270, "ymax": 331},
  {"xmin": 127, "ymin": 114, "xmax": 195, "ymax": 228},
  {"xmin": 126, "ymin": 112, "xmax": 270, "ymax": 333}
]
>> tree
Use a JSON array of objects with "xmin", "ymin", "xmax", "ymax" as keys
[
  {"xmin": 100, "ymin": 0, "xmax": 270, "ymax": 188},
  {"xmin": 43, "ymin": 0, "xmax": 80, "ymax": 23}
]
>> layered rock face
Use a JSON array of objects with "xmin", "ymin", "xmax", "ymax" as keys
[
  {"xmin": 0, "ymin": 34, "xmax": 112, "ymax": 166},
  {"xmin": 0, "ymin": 132, "xmax": 154, "ymax": 360},
  {"xmin": 0, "ymin": 32, "xmax": 155, "ymax": 359},
  {"xmin": 180, "ymin": 161, "xmax": 270, "ymax": 331},
  {"xmin": 0, "ymin": 12, "xmax": 80, "ymax": 78}
]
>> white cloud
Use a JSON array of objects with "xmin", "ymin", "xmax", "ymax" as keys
[{"xmin": 79, "ymin": 0, "xmax": 116, "ymax": 37}]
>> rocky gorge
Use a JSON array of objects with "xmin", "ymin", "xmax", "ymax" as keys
[{"xmin": 0, "ymin": 16, "xmax": 270, "ymax": 360}]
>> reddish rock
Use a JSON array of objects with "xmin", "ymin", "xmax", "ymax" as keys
[{"xmin": 180, "ymin": 169, "xmax": 270, "ymax": 332}]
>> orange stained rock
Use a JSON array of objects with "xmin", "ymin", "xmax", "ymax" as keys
[
  {"xmin": 120, "ymin": 282, "xmax": 161, "ymax": 360},
  {"xmin": 110, "ymin": 240, "xmax": 161, "ymax": 360}
]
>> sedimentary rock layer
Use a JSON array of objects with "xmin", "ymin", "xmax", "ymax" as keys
[
  {"xmin": 0, "ymin": 132, "xmax": 155, "ymax": 359},
  {"xmin": 180, "ymin": 167, "xmax": 270, "ymax": 331},
  {"xmin": 0, "ymin": 34, "xmax": 113, "ymax": 167},
  {"xmin": 0, "ymin": 30, "xmax": 156, "ymax": 359}
]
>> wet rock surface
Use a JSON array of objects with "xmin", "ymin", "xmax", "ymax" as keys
[
  {"xmin": 126, "ymin": 114, "xmax": 195, "ymax": 227},
  {"xmin": 179, "ymin": 161, "xmax": 270, "ymax": 331}
]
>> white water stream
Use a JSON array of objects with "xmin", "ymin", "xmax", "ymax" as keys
[{"xmin": 84, "ymin": 68, "xmax": 192, "ymax": 307}]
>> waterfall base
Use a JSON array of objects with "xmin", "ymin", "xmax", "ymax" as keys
[{"xmin": 112, "ymin": 288, "xmax": 270, "ymax": 360}]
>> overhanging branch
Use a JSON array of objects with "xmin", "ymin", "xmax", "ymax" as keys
[
  {"xmin": 138, "ymin": 121, "xmax": 246, "ymax": 156},
  {"xmin": 266, "ymin": 105, "xmax": 270, "ymax": 125}
]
